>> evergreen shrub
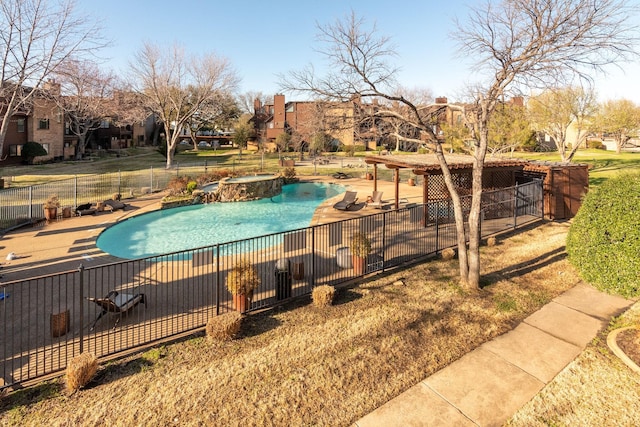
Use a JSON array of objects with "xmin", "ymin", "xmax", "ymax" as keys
[{"xmin": 566, "ymin": 173, "xmax": 640, "ymax": 297}]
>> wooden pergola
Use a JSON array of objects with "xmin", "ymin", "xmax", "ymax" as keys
[{"xmin": 364, "ymin": 154, "xmax": 529, "ymax": 210}]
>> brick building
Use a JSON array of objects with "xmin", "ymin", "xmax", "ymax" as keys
[{"xmin": 1, "ymin": 81, "xmax": 68, "ymax": 164}]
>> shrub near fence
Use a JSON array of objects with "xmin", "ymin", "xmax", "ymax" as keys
[{"xmin": 0, "ymin": 180, "xmax": 543, "ymax": 389}]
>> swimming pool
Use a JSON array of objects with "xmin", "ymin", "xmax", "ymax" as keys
[{"xmin": 96, "ymin": 182, "xmax": 345, "ymax": 259}]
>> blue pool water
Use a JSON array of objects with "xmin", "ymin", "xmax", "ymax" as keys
[{"xmin": 96, "ymin": 182, "xmax": 345, "ymax": 259}]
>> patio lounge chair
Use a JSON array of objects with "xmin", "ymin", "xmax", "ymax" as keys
[
  {"xmin": 88, "ymin": 290, "xmax": 147, "ymax": 331},
  {"xmin": 367, "ymin": 191, "xmax": 384, "ymax": 209},
  {"xmin": 75, "ymin": 203, "xmax": 97, "ymax": 216},
  {"xmin": 333, "ymin": 191, "xmax": 358, "ymax": 211},
  {"xmin": 332, "ymin": 172, "xmax": 350, "ymax": 179},
  {"xmin": 103, "ymin": 199, "xmax": 127, "ymax": 211}
]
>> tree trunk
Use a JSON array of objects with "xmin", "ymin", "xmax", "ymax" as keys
[{"xmin": 74, "ymin": 134, "xmax": 87, "ymax": 160}]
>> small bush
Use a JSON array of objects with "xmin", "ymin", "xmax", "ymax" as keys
[
  {"xmin": 567, "ymin": 173, "xmax": 640, "ymax": 297},
  {"xmin": 66, "ymin": 352, "xmax": 98, "ymax": 392},
  {"xmin": 486, "ymin": 236, "xmax": 497, "ymax": 247},
  {"xmin": 441, "ymin": 248, "xmax": 456, "ymax": 260},
  {"xmin": 196, "ymin": 169, "xmax": 235, "ymax": 185},
  {"xmin": 353, "ymin": 144, "xmax": 367, "ymax": 152},
  {"xmin": 112, "ymin": 193, "xmax": 122, "ymax": 201},
  {"xmin": 166, "ymin": 176, "xmax": 190, "ymax": 196},
  {"xmin": 312, "ymin": 285, "xmax": 335, "ymax": 307},
  {"xmin": 586, "ymin": 139, "xmax": 604, "ymax": 149},
  {"xmin": 21, "ymin": 141, "xmax": 48, "ymax": 164},
  {"xmin": 206, "ymin": 312, "xmax": 242, "ymax": 341},
  {"xmin": 282, "ymin": 167, "xmax": 297, "ymax": 183},
  {"xmin": 343, "ymin": 145, "xmax": 355, "ymax": 156},
  {"xmin": 186, "ymin": 180, "xmax": 198, "ymax": 194}
]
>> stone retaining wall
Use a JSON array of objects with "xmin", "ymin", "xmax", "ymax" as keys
[{"xmin": 217, "ymin": 175, "xmax": 283, "ymax": 202}]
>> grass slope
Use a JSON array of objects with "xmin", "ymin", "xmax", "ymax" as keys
[{"xmin": 1, "ymin": 222, "xmax": 580, "ymax": 426}]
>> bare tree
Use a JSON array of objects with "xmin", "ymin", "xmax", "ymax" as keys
[
  {"xmin": 0, "ymin": 0, "xmax": 104, "ymax": 158},
  {"xmin": 593, "ymin": 99, "xmax": 640, "ymax": 153},
  {"xmin": 282, "ymin": 1, "xmax": 638, "ymax": 289},
  {"xmin": 237, "ymin": 91, "xmax": 271, "ymax": 114},
  {"xmin": 527, "ymin": 87, "xmax": 598, "ymax": 161},
  {"xmin": 129, "ymin": 43, "xmax": 239, "ymax": 168},
  {"xmin": 53, "ymin": 59, "xmax": 116, "ymax": 159}
]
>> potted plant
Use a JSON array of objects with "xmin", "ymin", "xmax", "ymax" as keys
[
  {"xmin": 350, "ymin": 231, "xmax": 372, "ymax": 275},
  {"xmin": 407, "ymin": 176, "xmax": 416, "ymax": 186},
  {"xmin": 43, "ymin": 194, "xmax": 60, "ymax": 221},
  {"xmin": 226, "ymin": 258, "xmax": 261, "ymax": 313}
]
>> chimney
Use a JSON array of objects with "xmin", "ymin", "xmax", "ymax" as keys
[
  {"xmin": 435, "ymin": 97, "xmax": 448, "ymax": 104},
  {"xmin": 43, "ymin": 78, "xmax": 60, "ymax": 96},
  {"xmin": 510, "ymin": 96, "xmax": 524, "ymax": 107}
]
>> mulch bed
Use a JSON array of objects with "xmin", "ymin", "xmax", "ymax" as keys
[{"xmin": 616, "ymin": 328, "xmax": 640, "ymax": 366}]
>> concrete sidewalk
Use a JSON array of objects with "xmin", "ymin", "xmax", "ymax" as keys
[{"xmin": 354, "ymin": 283, "xmax": 633, "ymax": 427}]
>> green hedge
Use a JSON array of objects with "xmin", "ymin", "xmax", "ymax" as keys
[{"xmin": 566, "ymin": 173, "xmax": 640, "ymax": 297}]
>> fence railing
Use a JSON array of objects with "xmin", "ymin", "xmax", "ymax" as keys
[
  {"xmin": 0, "ymin": 162, "xmax": 224, "ymax": 234},
  {"xmin": 0, "ymin": 158, "xmax": 414, "ymax": 235},
  {"xmin": 0, "ymin": 180, "xmax": 543, "ymax": 389}
]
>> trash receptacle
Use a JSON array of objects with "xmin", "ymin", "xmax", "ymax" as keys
[{"xmin": 275, "ymin": 258, "xmax": 292, "ymax": 300}]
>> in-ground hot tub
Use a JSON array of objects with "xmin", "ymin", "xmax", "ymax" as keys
[{"xmin": 217, "ymin": 174, "xmax": 283, "ymax": 201}]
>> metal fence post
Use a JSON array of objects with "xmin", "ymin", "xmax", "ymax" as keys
[
  {"xmin": 74, "ymin": 175, "xmax": 78, "ymax": 208},
  {"xmin": 78, "ymin": 264, "xmax": 84, "ymax": 354},
  {"xmin": 381, "ymin": 211, "xmax": 387, "ymax": 272},
  {"xmin": 311, "ymin": 226, "xmax": 316, "ymax": 288},
  {"xmin": 513, "ymin": 184, "xmax": 518, "ymax": 229},
  {"xmin": 118, "ymin": 170, "xmax": 122, "ymax": 196},
  {"xmin": 216, "ymin": 245, "xmax": 220, "ymax": 316},
  {"xmin": 29, "ymin": 186, "xmax": 33, "ymax": 220},
  {"xmin": 150, "ymin": 166, "xmax": 154, "ymax": 191},
  {"xmin": 435, "ymin": 209, "xmax": 439, "ymax": 253}
]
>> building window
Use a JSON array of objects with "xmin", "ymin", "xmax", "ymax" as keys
[
  {"xmin": 38, "ymin": 119, "xmax": 50, "ymax": 130},
  {"xmin": 285, "ymin": 104, "xmax": 294, "ymax": 113},
  {"xmin": 17, "ymin": 119, "xmax": 25, "ymax": 133},
  {"xmin": 9, "ymin": 144, "xmax": 23, "ymax": 156}
]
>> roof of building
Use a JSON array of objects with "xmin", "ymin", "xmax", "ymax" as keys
[{"xmin": 364, "ymin": 154, "xmax": 529, "ymax": 174}]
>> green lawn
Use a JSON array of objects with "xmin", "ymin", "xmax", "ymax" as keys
[
  {"xmin": 509, "ymin": 149, "xmax": 640, "ymax": 186},
  {"xmin": 3, "ymin": 146, "xmax": 639, "ymax": 188}
]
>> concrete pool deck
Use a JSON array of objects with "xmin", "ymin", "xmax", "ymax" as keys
[{"xmin": 0, "ymin": 176, "xmax": 424, "ymax": 282}]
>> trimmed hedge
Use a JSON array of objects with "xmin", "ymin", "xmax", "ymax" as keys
[{"xmin": 566, "ymin": 173, "xmax": 640, "ymax": 297}]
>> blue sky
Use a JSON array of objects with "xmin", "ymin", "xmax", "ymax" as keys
[{"xmin": 81, "ymin": 0, "xmax": 640, "ymax": 103}]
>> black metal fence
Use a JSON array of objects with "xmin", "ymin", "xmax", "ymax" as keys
[
  {"xmin": 0, "ymin": 163, "xmax": 220, "ymax": 234},
  {"xmin": 0, "ymin": 180, "xmax": 543, "ymax": 389}
]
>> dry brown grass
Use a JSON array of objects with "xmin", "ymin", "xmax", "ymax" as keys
[
  {"xmin": 0, "ymin": 221, "xmax": 601, "ymax": 426},
  {"xmin": 65, "ymin": 353, "xmax": 98, "ymax": 393},
  {"xmin": 312, "ymin": 285, "xmax": 335, "ymax": 307},
  {"xmin": 507, "ymin": 302, "xmax": 640, "ymax": 426}
]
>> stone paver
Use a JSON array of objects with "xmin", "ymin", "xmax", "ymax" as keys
[
  {"xmin": 524, "ymin": 301, "xmax": 608, "ymax": 348},
  {"xmin": 482, "ymin": 322, "xmax": 581, "ymax": 383},
  {"xmin": 424, "ymin": 348, "xmax": 545, "ymax": 427},
  {"xmin": 355, "ymin": 382, "xmax": 475, "ymax": 427},
  {"xmin": 356, "ymin": 284, "xmax": 634, "ymax": 426}
]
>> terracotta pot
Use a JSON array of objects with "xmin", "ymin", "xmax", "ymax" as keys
[
  {"xmin": 408, "ymin": 178, "xmax": 415, "ymax": 186},
  {"xmin": 44, "ymin": 207, "xmax": 57, "ymax": 221},
  {"xmin": 233, "ymin": 293, "xmax": 251, "ymax": 313},
  {"xmin": 352, "ymin": 255, "xmax": 366, "ymax": 275},
  {"xmin": 365, "ymin": 172, "xmax": 373, "ymax": 180}
]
